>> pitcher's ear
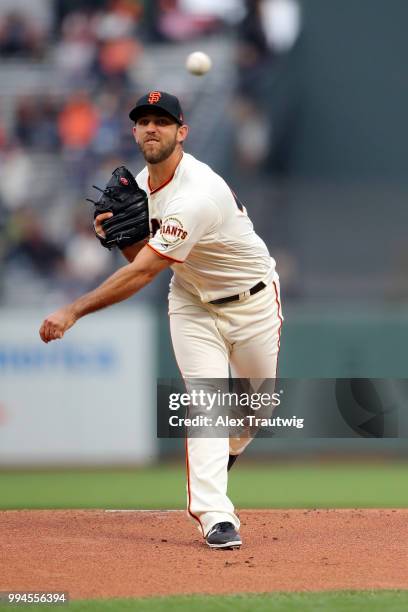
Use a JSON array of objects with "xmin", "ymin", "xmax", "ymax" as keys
[{"xmin": 178, "ymin": 124, "xmax": 189, "ymax": 144}]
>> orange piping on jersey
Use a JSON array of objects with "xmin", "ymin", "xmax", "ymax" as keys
[
  {"xmin": 185, "ymin": 436, "xmax": 205, "ymax": 536},
  {"xmin": 148, "ymin": 172, "xmax": 175, "ymax": 195},
  {"xmin": 273, "ymin": 281, "xmax": 283, "ymax": 377},
  {"xmin": 146, "ymin": 242, "xmax": 184, "ymax": 264}
]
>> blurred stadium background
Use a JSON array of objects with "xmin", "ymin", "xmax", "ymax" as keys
[{"xmin": 1, "ymin": 0, "xmax": 408, "ymax": 508}]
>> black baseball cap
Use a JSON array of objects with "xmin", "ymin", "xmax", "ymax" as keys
[{"xmin": 129, "ymin": 91, "xmax": 184, "ymax": 125}]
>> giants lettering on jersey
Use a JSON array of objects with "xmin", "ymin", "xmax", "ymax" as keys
[{"xmin": 160, "ymin": 216, "xmax": 188, "ymax": 245}]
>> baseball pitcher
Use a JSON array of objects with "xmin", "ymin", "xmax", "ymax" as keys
[{"xmin": 39, "ymin": 91, "xmax": 283, "ymax": 549}]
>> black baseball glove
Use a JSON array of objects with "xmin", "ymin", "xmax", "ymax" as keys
[{"xmin": 87, "ymin": 166, "xmax": 149, "ymax": 250}]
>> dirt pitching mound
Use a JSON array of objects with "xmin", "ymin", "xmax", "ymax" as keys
[{"xmin": 1, "ymin": 509, "xmax": 407, "ymax": 599}]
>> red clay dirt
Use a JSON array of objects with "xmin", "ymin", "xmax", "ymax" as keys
[{"xmin": 1, "ymin": 509, "xmax": 407, "ymax": 600}]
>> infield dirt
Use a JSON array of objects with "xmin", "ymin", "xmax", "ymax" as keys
[{"xmin": 1, "ymin": 509, "xmax": 407, "ymax": 599}]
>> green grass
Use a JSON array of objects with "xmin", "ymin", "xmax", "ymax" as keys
[
  {"xmin": 0, "ymin": 462, "xmax": 407, "ymax": 509},
  {"xmin": 1, "ymin": 591, "xmax": 408, "ymax": 612}
]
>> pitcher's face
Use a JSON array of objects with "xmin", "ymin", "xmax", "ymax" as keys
[{"xmin": 133, "ymin": 113, "xmax": 186, "ymax": 164}]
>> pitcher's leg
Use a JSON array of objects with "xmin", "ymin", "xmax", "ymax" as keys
[
  {"xmin": 169, "ymin": 296, "xmax": 239, "ymax": 536},
  {"xmin": 228, "ymin": 281, "xmax": 283, "ymax": 456},
  {"xmin": 229, "ymin": 280, "xmax": 282, "ymax": 379},
  {"xmin": 228, "ymin": 329, "xmax": 279, "ymax": 457},
  {"xmin": 185, "ymin": 436, "xmax": 239, "ymax": 536}
]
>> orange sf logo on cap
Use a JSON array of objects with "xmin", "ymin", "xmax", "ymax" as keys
[{"xmin": 148, "ymin": 91, "xmax": 162, "ymax": 104}]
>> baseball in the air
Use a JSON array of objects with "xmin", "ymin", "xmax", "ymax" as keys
[{"xmin": 186, "ymin": 51, "xmax": 212, "ymax": 76}]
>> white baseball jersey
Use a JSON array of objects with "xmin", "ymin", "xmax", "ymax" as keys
[{"xmin": 136, "ymin": 153, "xmax": 276, "ymax": 302}]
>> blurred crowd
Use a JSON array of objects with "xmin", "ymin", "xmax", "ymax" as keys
[
  {"xmin": 0, "ymin": 11, "xmax": 46, "ymax": 59},
  {"xmin": 0, "ymin": 0, "xmax": 302, "ymax": 305}
]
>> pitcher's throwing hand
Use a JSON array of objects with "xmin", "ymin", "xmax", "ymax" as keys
[{"xmin": 39, "ymin": 306, "xmax": 77, "ymax": 343}]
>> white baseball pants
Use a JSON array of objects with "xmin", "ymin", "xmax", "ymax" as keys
[{"xmin": 168, "ymin": 274, "xmax": 283, "ymax": 537}]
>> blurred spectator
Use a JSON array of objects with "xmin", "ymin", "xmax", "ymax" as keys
[
  {"xmin": 0, "ymin": 11, "xmax": 45, "ymax": 59},
  {"xmin": 179, "ymin": 0, "xmax": 245, "ymax": 25},
  {"xmin": 57, "ymin": 92, "xmax": 101, "ymax": 192},
  {"xmin": 233, "ymin": 0, "xmax": 302, "ymax": 175},
  {"xmin": 64, "ymin": 211, "xmax": 112, "ymax": 293},
  {"xmin": 236, "ymin": 0, "xmax": 272, "ymax": 99},
  {"xmin": 54, "ymin": 0, "xmax": 103, "ymax": 28},
  {"xmin": 97, "ymin": 36, "xmax": 142, "ymax": 87},
  {"xmin": 35, "ymin": 97, "xmax": 61, "ymax": 152},
  {"xmin": 14, "ymin": 96, "xmax": 60, "ymax": 152},
  {"xmin": 5, "ymin": 207, "xmax": 65, "ymax": 280},
  {"xmin": 53, "ymin": 11, "xmax": 97, "ymax": 87},
  {"xmin": 142, "ymin": 0, "xmax": 242, "ymax": 42},
  {"xmin": 92, "ymin": 93, "xmax": 122, "ymax": 157},
  {"xmin": 260, "ymin": 0, "xmax": 301, "ymax": 52},
  {"xmin": 13, "ymin": 97, "xmax": 40, "ymax": 149},
  {"xmin": 54, "ymin": 1, "xmax": 144, "ymax": 88},
  {"xmin": 155, "ymin": 0, "xmax": 221, "ymax": 42},
  {"xmin": 58, "ymin": 91, "xmax": 99, "ymax": 152},
  {"xmin": 94, "ymin": 1, "xmax": 143, "ymax": 88},
  {"xmin": 232, "ymin": 98, "xmax": 269, "ymax": 170},
  {"xmin": 236, "ymin": 0, "xmax": 301, "ymax": 98},
  {"xmin": 93, "ymin": 0, "xmax": 142, "ymax": 40},
  {"xmin": 0, "ymin": 144, "xmax": 35, "ymax": 211}
]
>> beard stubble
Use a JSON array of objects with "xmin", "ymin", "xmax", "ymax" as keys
[{"xmin": 139, "ymin": 135, "xmax": 178, "ymax": 164}]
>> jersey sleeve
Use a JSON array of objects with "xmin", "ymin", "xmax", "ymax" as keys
[{"xmin": 148, "ymin": 196, "xmax": 220, "ymax": 262}]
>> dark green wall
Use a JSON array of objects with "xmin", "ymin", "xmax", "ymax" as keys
[{"xmin": 289, "ymin": 0, "xmax": 408, "ymax": 180}]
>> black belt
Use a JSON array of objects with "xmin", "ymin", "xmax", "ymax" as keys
[{"xmin": 209, "ymin": 281, "xmax": 267, "ymax": 305}]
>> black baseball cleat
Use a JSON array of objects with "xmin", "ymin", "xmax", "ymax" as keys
[{"xmin": 206, "ymin": 522, "xmax": 242, "ymax": 549}]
